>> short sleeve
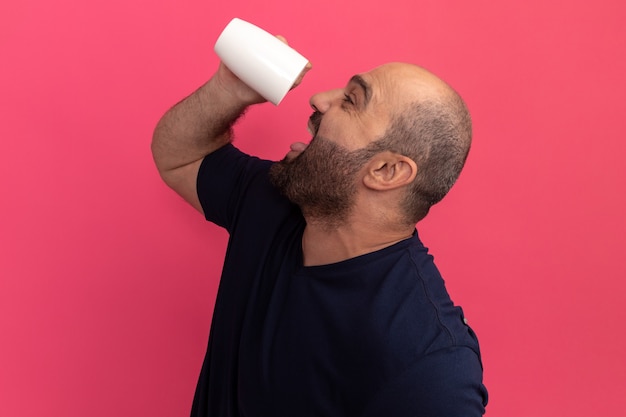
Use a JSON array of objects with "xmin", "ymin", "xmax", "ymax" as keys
[
  {"xmin": 196, "ymin": 144, "xmax": 273, "ymax": 231},
  {"xmin": 360, "ymin": 346, "xmax": 488, "ymax": 417}
]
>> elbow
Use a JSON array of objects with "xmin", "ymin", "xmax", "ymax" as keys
[{"xmin": 150, "ymin": 124, "xmax": 170, "ymax": 180}]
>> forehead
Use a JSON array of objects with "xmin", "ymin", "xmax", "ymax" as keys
[
  {"xmin": 356, "ymin": 63, "xmax": 443, "ymax": 108},
  {"xmin": 354, "ymin": 66, "xmax": 413, "ymax": 111}
]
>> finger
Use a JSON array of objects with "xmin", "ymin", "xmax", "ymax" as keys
[{"xmin": 291, "ymin": 61, "xmax": 312, "ymax": 89}]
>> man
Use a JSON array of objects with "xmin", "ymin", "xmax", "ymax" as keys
[{"xmin": 152, "ymin": 48, "xmax": 488, "ymax": 416}]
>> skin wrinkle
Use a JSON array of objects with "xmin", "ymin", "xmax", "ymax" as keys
[{"xmin": 349, "ymin": 75, "xmax": 372, "ymax": 107}]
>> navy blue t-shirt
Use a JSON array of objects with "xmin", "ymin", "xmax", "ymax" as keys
[{"xmin": 192, "ymin": 144, "xmax": 487, "ymax": 416}]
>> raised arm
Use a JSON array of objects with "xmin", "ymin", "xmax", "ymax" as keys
[{"xmin": 151, "ymin": 62, "xmax": 267, "ymax": 214}]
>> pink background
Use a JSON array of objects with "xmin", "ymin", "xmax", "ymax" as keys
[{"xmin": 1, "ymin": 0, "xmax": 625, "ymax": 416}]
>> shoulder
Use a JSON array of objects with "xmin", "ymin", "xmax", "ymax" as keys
[
  {"xmin": 198, "ymin": 143, "xmax": 272, "ymax": 183},
  {"xmin": 197, "ymin": 144, "xmax": 290, "ymax": 230}
]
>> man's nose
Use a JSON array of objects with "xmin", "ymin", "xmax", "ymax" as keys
[{"xmin": 309, "ymin": 89, "xmax": 342, "ymax": 113}]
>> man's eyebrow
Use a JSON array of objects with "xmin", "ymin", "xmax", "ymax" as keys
[{"xmin": 349, "ymin": 75, "xmax": 372, "ymax": 107}]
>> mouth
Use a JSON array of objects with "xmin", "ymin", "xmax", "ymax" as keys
[{"xmin": 285, "ymin": 111, "xmax": 321, "ymax": 161}]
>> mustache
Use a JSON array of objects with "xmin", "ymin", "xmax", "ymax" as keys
[{"xmin": 309, "ymin": 111, "xmax": 323, "ymax": 136}]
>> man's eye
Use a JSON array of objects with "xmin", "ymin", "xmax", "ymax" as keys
[{"xmin": 343, "ymin": 93, "xmax": 354, "ymax": 105}]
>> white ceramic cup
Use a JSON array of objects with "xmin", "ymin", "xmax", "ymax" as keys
[{"xmin": 214, "ymin": 18, "xmax": 309, "ymax": 105}]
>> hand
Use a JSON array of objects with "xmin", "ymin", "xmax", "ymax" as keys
[{"xmin": 277, "ymin": 35, "xmax": 313, "ymax": 92}]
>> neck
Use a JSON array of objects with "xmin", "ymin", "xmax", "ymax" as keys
[{"xmin": 301, "ymin": 217, "xmax": 414, "ymax": 267}]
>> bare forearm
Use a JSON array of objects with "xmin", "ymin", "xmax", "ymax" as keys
[
  {"xmin": 151, "ymin": 76, "xmax": 249, "ymax": 176},
  {"xmin": 151, "ymin": 44, "xmax": 309, "ymax": 213},
  {"xmin": 150, "ymin": 62, "xmax": 266, "ymax": 213}
]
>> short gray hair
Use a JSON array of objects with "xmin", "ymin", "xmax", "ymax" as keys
[{"xmin": 372, "ymin": 91, "xmax": 472, "ymax": 223}]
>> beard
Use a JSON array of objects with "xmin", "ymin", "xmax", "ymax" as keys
[{"xmin": 269, "ymin": 113, "xmax": 375, "ymax": 223}]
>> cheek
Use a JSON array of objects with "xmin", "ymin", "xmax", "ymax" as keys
[
  {"xmin": 316, "ymin": 125, "xmax": 360, "ymax": 151},
  {"xmin": 317, "ymin": 107, "xmax": 389, "ymax": 150}
]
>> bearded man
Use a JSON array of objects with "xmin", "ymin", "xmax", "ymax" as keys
[{"xmin": 152, "ymin": 51, "xmax": 488, "ymax": 416}]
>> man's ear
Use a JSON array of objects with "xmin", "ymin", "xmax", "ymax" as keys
[{"xmin": 362, "ymin": 152, "xmax": 418, "ymax": 191}]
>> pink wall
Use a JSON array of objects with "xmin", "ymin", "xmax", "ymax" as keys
[{"xmin": 2, "ymin": 0, "xmax": 625, "ymax": 415}]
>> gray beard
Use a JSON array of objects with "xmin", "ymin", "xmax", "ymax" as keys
[{"xmin": 269, "ymin": 135, "xmax": 363, "ymax": 224}]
